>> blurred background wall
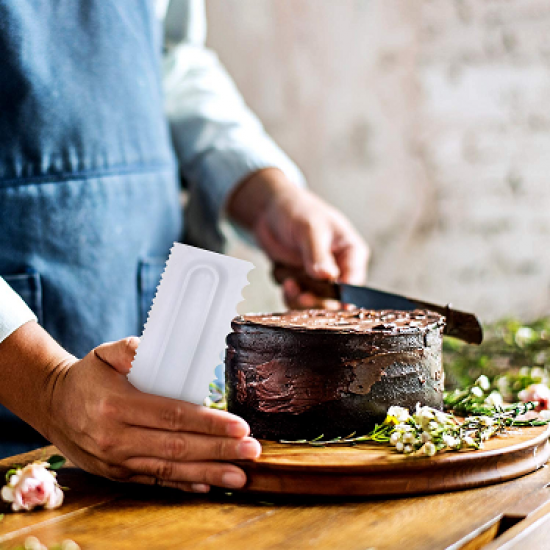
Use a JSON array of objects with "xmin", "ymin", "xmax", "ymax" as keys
[{"xmin": 205, "ymin": 0, "xmax": 550, "ymax": 322}]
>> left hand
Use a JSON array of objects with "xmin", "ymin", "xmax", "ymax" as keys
[{"xmin": 227, "ymin": 168, "xmax": 370, "ymax": 309}]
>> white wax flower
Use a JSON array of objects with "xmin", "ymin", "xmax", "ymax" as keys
[
  {"xmin": 515, "ymin": 328, "xmax": 536, "ymax": 347},
  {"xmin": 421, "ymin": 431, "xmax": 432, "ymax": 443},
  {"xmin": 485, "ymin": 392, "xmax": 504, "ymax": 407},
  {"xmin": 475, "ymin": 375, "xmax": 491, "ymax": 391},
  {"xmin": 415, "ymin": 404, "xmax": 436, "ymax": 430},
  {"xmin": 519, "ymin": 366, "xmax": 531, "ymax": 377},
  {"xmin": 470, "ymin": 386, "xmax": 484, "ymax": 398},
  {"xmin": 423, "ymin": 442, "xmax": 436, "ymax": 456},
  {"xmin": 531, "ymin": 367, "xmax": 546, "ymax": 381},
  {"xmin": 387, "ymin": 406, "xmax": 410, "ymax": 423},
  {"xmin": 389, "ymin": 432, "xmax": 401, "ymax": 446}
]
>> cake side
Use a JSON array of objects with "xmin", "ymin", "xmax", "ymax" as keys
[{"xmin": 226, "ymin": 309, "xmax": 445, "ymax": 440}]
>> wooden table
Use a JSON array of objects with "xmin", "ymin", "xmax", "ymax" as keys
[{"xmin": 1, "ymin": 446, "xmax": 550, "ymax": 550}]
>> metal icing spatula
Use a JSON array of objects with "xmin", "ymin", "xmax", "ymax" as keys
[
  {"xmin": 273, "ymin": 264, "xmax": 483, "ymax": 345},
  {"xmin": 128, "ymin": 243, "xmax": 253, "ymax": 405}
]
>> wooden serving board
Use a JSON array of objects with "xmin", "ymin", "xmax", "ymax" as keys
[{"xmin": 236, "ymin": 424, "xmax": 550, "ymax": 496}]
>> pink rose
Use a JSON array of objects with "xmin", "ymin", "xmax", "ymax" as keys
[
  {"xmin": 518, "ymin": 383, "xmax": 550, "ymax": 411},
  {"xmin": 1, "ymin": 462, "xmax": 64, "ymax": 512}
]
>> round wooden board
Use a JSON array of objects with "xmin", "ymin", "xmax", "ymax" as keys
[{"xmin": 235, "ymin": 424, "xmax": 550, "ymax": 496}]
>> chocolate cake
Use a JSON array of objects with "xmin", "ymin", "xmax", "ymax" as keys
[{"xmin": 225, "ymin": 309, "xmax": 445, "ymax": 440}]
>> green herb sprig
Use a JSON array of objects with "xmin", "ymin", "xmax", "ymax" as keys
[
  {"xmin": 279, "ymin": 423, "xmax": 393, "ymax": 447},
  {"xmin": 280, "ymin": 399, "xmax": 548, "ymax": 457}
]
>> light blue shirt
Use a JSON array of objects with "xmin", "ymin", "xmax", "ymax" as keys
[
  {"xmin": 161, "ymin": 0, "xmax": 305, "ymax": 250},
  {"xmin": 0, "ymin": 0, "xmax": 304, "ymax": 345}
]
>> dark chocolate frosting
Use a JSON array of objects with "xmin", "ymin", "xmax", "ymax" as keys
[
  {"xmin": 235, "ymin": 309, "xmax": 444, "ymax": 334},
  {"xmin": 226, "ymin": 309, "xmax": 445, "ymax": 440}
]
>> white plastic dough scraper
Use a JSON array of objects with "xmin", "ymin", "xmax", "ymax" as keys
[{"xmin": 128, "ymin": 243, "xmax": 253, "ymax": 405}]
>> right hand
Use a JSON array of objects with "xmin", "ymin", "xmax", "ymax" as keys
[{"xmin": 46, "ymin": 337, "xmax": 260, "ymax": 493}]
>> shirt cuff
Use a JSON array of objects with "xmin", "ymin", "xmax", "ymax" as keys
[
  {"xmin": 0, "ymin": 277, "xmax": 38, "ymax": 344},
  {"xmin": 201, "ymin": 140, "xmax": 306, "ymax": 220},
  {"xmin": 183, "ymin": 137, "xmax": 306, "ymax": 252}
]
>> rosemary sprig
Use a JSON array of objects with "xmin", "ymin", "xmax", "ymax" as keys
[{"xmin": 279, "ymin": 423, "xmax": 394, "ymax": 447}]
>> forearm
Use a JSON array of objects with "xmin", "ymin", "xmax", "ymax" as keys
[
  {"xmin": 226, "ymin": 167, "xmax": 300, "ymax": 231},
  {"xmin": 0, "ymin": 321, "xmax": 74, "ymax": 440}
]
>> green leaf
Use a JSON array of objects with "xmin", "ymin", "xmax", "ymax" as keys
[
  {"xmin": 0, "ymin": 513, "xmax": 4, "ymax": 521},
  {"xmin": 5, "ymin": 468, "xmax": 17, "ymax": 483},
  {"xmin": 46, "ymin": 455, "xmax": 66, "ymax": 470}
]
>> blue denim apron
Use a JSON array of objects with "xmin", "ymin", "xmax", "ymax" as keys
[{"xmin": 0, "ymin": 0, "xmax": 182, "ymax": 456}]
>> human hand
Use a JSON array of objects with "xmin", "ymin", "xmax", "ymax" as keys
[
  {"xmin": 45, "ymin": 336, "xmax": 260, "ymax": 493},
  {"xmin": 227, "ymin": 168, "xmax": 370, "ymax": 309}
]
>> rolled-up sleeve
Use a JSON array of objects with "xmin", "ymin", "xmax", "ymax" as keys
[
  {"xmin": 162, "ymin": 0, "xmax": 305, "ymax": 250},
  {"xmin": 0, "ymin": 277, "xmax": 37, "ymax": 345}
]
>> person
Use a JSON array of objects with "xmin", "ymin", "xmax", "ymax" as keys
[{"xmin": 0, "ymin": 0, "xmax": 368, "ymax": 493}]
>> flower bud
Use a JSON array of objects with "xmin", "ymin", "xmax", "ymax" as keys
[
  {"xmin": 531, "ymin": 367, "xmax": 545, "ymax": 381},
  {"xmin": 475, "ymin": 375, "xmax": 491, "ymax": 391},
  {"xmin": 515, "ymin": 328, "xmax": 535, "ymax": 348},
  {"xmin": 470, "ymin": 386, "xmax": 484, "ymax": 398},
  {"xmin": 389, "ymin": 432, "xmax": 401, "ymax": 446},
  {"xmin": 423, "ymin": 442, "xmax": 436, "ymax": 456},
  {"xmin": 485, "ymin": 392, "xmax": 503, "ymax": 407}
]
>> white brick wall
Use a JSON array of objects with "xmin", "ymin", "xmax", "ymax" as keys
[{"xmin": 206, "ymin": 0, "xmax": 550, "ymax": 321}]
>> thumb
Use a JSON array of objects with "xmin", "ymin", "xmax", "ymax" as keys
[
  {"xmin": 94, "ymin": 337, "xmax": 140, "ymax": 374},
  {"xmin": 299, "ymin": 224, "xmax": 339, "ymax": 280}
]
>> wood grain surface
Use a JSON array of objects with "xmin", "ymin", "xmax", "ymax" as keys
[
  {"xmin": 1, "ymin": 444, "xmax": 550, "ymax": 550},
  {"xmin": 236, "ymin": 424, "xmax": 550, "ymax": 496}
]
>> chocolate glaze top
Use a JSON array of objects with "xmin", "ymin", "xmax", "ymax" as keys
[{"xmin": 233, "ymin": 309, "xmax": 445, "ymax": 335}]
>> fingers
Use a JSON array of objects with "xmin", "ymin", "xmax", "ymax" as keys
[
  {"xmin": 283, "ymin": 280, "xmax": 341, "ymax": 310},
  {"xmin": 62, "ymin": 434, "xmax": 243, "ymax": 493},
  {"xmin": 126, "ymin": 461, "xmax": 248, "ymax": 490},
  {"xmin": 129, "ymin": 476, "xmax": 212, "ymax": 493},
  {"xmin": 335, "ymin": 236, "xmax": 370, "ymax": 285},
  {"xmin": 64, "ymin": 436, "xmax": 250, "ymax": 493},
  {"xmin": 115, "ymin": 392, "xmax": 250, "ymax": 438},
  {"xmin": 282, "ymin": 279, "xmax": 301, "ymax": 306},
  {"xmin": 295, "ymin": 214, "xmax": 368, "ymax": 285},
  {"xmin": 95, "ymin": 337, "xmax": 139, "ymax": 374},
  {"xmin": 115, "ymin": 427, "xmax": 261, "ymax": 463},
  {"xmin": 299, "ymin": 223, "xmax": 339, "ymax": 281},
  {"xmin": 64, "ymin": 402, "xmax": 257, "ymax": 492}
]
